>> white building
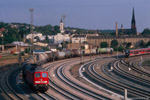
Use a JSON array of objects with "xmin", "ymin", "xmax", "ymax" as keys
[
  {"xmin": 71, "ymin": 34, "xmax": 87, "ymax": 43},
  {"xmin": 12, "ymin": 41, "xmax": 30, "ymax": 46},
  {"xmin": 26, "ymin": 32, "xmax": 46, "ymax": 42},
  {"xmin": 60, "ymin": 19, "xmax": 65, "ymax": 33},
  {"xmin": 54, "ymin": 33, "xmax": 70, "ymax": 43}
]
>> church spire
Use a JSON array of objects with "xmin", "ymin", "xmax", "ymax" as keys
[
  {"xmin": 131, "ymin": 7, "xmax": 137, "ymax": 34},
  {"xmin": 60, "ymin": 18, "xmax": 64, "ymax": 33}
]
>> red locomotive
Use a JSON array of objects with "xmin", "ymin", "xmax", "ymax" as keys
[
  {"xmin": 22, "ymin": 64, "xmax": 49, "ymax": 92},
  {"xmin": 125, "ymin": 48, "xmax": 150, "ymax": 57}
]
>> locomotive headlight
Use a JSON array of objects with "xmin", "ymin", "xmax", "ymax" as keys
[
  {"xmin": 35, "ymin": 81, "xmax": 40, "ymax": 83},
  {"xmin": 42, "ymin": 81, "xmax": 47, "ymax": 83},
  {"xmin": 35, "ymin": 81, "xmax": 47, "ymax": 83}
]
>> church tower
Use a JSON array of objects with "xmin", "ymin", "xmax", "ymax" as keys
[
  {"xmin": 60, "ymin": 19, "xmax": 64, "ymax": 33},
  {"xmin": 131, "ymin": 8, "xmax": 137, "ymax": 34}
]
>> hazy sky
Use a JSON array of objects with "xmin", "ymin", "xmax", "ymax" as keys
[{"xmin": 0, "ymin": 0, "xmax": 150, "ymax": 32}]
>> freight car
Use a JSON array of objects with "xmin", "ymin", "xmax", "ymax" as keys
[
  {"xmin": 54, "ymin": 51, "xmax": 66, "ymax": 59},
  {"xmin": 22, "ymin": 63, "xmax": 49, "ymax": 92},
  {"xmin": 72, "ymin": 49, "xmax": 81, "ymax": 57},
  {"xmin": 98, "ymin": 48, "xmax": 113, "ymax": 54},
  {"xmin": 22, "ymin": 47, "xmax": 114, "ymax": 92},
  {"xmin": 125, "ymin": 48, "xmax": 150, "ymax": 57},
  {"xmin": 63, "ymin": 49, "xmax": 72, "ymax": 58}
]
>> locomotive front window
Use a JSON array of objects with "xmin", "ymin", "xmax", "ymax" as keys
[
  {"xmin": 42, "ymin": 73, "xmax": 47, "ymax": 77},
  {"xmin": 35, "ymin": 73, "xmax": 40, "ymax": 78}
]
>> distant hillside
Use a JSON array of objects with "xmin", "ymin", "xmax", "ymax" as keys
[{"xmin": 0, "ymin": 22, "xmax": 91, "ymax": 44}]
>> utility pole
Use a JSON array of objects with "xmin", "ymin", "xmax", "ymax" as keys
[
  {"xmin": 116, "ymin": 22, "xmax": 118, "ymax": 37},
  {"xmin": 29, "ymin": 8, "xmax": 34, "ymax": 54}
]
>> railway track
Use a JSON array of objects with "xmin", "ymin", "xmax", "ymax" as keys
[
  {"xmin": 0, "ymin": 66, "xmax": 27, "ymax": 100},
  {"xmin": 43, "ymin": 56, "xmax": 119, "ymax": 99},
  {"xmin": 79, "ymin": 55, "xmax": 150, "ymax": 99},
  {"xmin": 80, "ymin": 59, "xmax": 126, "ymax": 97},
  {"xmin": 47, "ymin": 57, "xmax": 102, "ymax": 99},
  {"xmin": 0, "ymin": 54, "xmax": 126, "ymax": 100},
  {"xmin": 58, "ymin": 64, "xmax": 108, "ymax": 99},
  {"xmin": 0, "ymin": 64, "xmax": 57, "ymax": 100},
  {"xmin": 122, "ymin": 56, "xmax": 150, "ymax": 77},
  {"xmin": 103, "ymin": 60, "xmax": 150, "ymax": 97}
]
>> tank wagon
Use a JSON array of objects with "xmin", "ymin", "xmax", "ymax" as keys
[
  {"xmin": 98, "ymin": 48, "xmax": 113, "ymax": 54},
  {"xmin": 63, "ymin": 49, "xmax": 72, "ymax": 58},
  {"xmin": 54, "ymin": 51, "xmax": 66, "ymax": 59},
  {"xmin": 72, "ymin": 49, "xmax": 81, "ymax": 57},
  {"xmin": 22, "ymin": 48, "xmax": 114, "ymax": 92}
]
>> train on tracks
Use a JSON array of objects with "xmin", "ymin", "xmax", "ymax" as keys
[
  {"xmin": 22, "ymin": 63, "xmax": 49, "ymax": 92},
  {"xmin": 22, "ymin": 48, "xmax": 113, "ymax": 92},
  {"xmin": 125, "ymin": 47, "xmax": 150, "ymax": 57}
]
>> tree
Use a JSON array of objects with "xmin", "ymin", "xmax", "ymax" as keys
[
  {"xmin": 126, "ymin": 42, "xmax": 132, "ymax": 48},
  {"xmin": 0, "ymin": 38, "xmax": 2, "ymax": 45},
  {"xmin": 25, "ymin": 48, "xmax": 30, "ymax": 53},
  {"xmin": 146, "ymin": 40, "xmax": 150, "ymax": 47},
  {"xmin": 111, "ymin": 40, "xmax": 118, "ymax": 48},
  {"xmin": 139, "ymin": 40, "xmax": 145, "ymax": 48},
  {"xmin": 142, "ymin": 28, "xmax": 150, "ymax": 35},
  {"xmin": 100, "ymin": 42, "xmax": 108, "ymax": 48},
  {"xmin": 45, "ymin": 35, "xmax": 49, "ymax": 43},
  {"xmin": 81, "ymin": 46, "xmax": 85, "ymax": 49},
  {"xmin": 118, "ymin": 46, "xmax": 124, "ymax": 52},
  {"xmin": 54, "ymin": 25, "xmax": 60, "ymax": 34}
]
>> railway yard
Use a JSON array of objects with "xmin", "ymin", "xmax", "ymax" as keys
[{"xmin": 0, "ymin": 54, "xmax": 150, "ymax": 100}]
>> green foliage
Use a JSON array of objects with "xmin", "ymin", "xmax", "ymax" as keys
[
  {"xmin": 0, "ymin": 22, "xmax": 61, "ymax": 45},
  {"xmin": 111, "ymin": 40, "xmax": 118, "ymax": 48},
  {"xmin": 146, "ymin": 41, "xmax": 150, "ymax": 47},
  {"xmin": 100, "ymin": 42, "xmax": 108, "ymax": 48},
  {"xmin": 142, "ymin": 28, "xmax": 150, "ymax": 35},
  {"xmin": 0, "ymin": 38, "xmax": 2, "ymax": 45},
  {"xmin": 42, "ymin": 47, "xmax": 49, "ymax": 51},
  {"xmin": 34, "ymin": 24, "xmax": 54, "ymax": 35},
  {"xmin": 118, "ymin": 46, "xmax": 124, "ymax": 52},
  {"xmin": 126, "ymin": 42, "xmax": 132, "ymax": 48},
  {"xmin": 139, "ymin": 40, "xmax": 145, "ymax": 48},
  {"xmin": 81, "ymin": 46, "xmax": 85, "ymax": 49},
  {"xmin": 20, "ymin": 51, "xmax": 24, "ymax": 56},
  {"xmin": 54, "ymin": 25, "xmax": 60, "ymax": 34},
  {"xmin": 0, "ymin": 22, "xmax": 30, "ymax": 44},
  {"xmin": 45, "ymin": 35, "xmax": 49, "ymax": 43},
  {"xmin": 25, "ymin": 48, "xmax": 30, "ymax": 53}
]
